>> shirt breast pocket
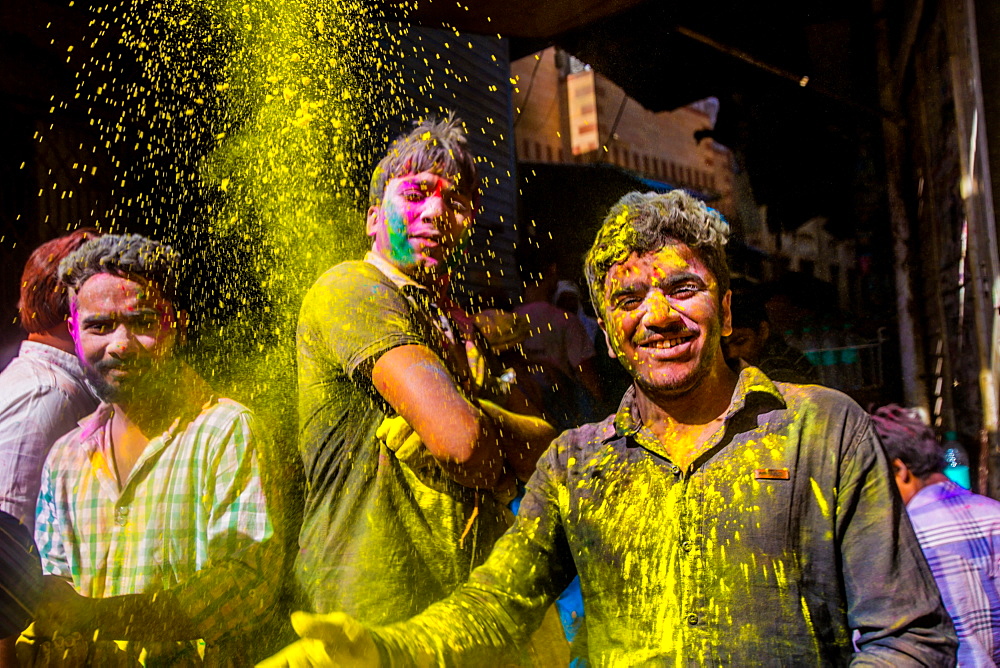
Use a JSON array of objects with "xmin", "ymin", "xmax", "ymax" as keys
[{"xmin": 701, "ymin": 466, "xmax": 797, "ymax": 560}]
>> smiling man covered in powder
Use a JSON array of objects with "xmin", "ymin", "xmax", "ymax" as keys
[
  {"xmin": 293, "ymin": 116, "xmax": 556, "ymax": 630},
  {"xmin": 266, "ymin": 189, "xmax": 956, "ymax": 667}
]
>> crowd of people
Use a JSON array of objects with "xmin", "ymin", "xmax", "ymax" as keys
[{"xmin": 1, "ymin": 115, "xmax": 998, "ymax": 667}]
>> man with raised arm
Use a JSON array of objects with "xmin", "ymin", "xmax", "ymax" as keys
[
  {"xmin": 293, "ymin": 116, "xmax": 555, "ymax": 626},
  {"xmin": 26, "ymin": 233, "xmax": 277, "ymax": 665},
  {"xmin": 266, "ymin": 190, "xmax": 956, "ymax": 666}
]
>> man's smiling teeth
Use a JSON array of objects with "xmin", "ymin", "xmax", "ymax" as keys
[{"xmin": 646, "ymin": 336, "xmax": 691, "ymax": 349}]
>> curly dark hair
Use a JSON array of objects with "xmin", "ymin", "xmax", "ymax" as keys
[
  {"xmin": 58, "ymin": 233, "xmax": 180, "ymax": 302},
  {"xmin": 584, "ymin": 190, "xmax": 730, "ymax": 313},
  {"xmin": 369, "ymin": 113, "xmax": 479, "ymax": 209},
  {"xmin": 870, "ymin": 404, "xmax": 945, "ymax": 477}
]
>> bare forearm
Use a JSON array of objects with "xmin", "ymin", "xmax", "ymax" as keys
[
  {"xmin": 436, "ymin": 410, "xmax": 506, "ymax": 489},
  {"xmin": 374, "ymin": 345, "xmax": 506, "ymax": 489}
]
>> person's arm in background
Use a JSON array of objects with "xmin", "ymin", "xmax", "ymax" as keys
[
  {"xmin": 478, "ymin": 399, "xmax": 556, "ymax": 482},
  {"xmin": 840, "ymin": 420, "xmax": 958, "ymax": 666}
]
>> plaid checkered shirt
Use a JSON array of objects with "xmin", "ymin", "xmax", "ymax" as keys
[
  {"xmin": 907, "ymin": 480, "xmax": 1000, "ymax": 667},
  {"xmin": 34, "ymin": 387, "xmax": 276, "ymax": 662}
]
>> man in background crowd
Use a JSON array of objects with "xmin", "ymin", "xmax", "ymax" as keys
[
  {"xmin": 24, "ymin": 233, "xmax": 277, "ymax": 664},
  {"xmin": 0, "ymin": 229, "xmax": 101, "ymax": 661},
  {"xmin": 516, "ymin": 253, "xmax": 602, "ymax": 429},
  {"xmin": 723, "ymin": 288, "xmax": 817, "ymax": 383},
  {"xmin": 873, "ymin": 404, "xmax": 1000, "ymax": 667}
]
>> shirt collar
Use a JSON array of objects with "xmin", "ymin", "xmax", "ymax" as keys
[
  {"xmin": 18, "ymin": 340, "xmax": 90, "ymax": 384},
  {"xmin": 907, "ymin": 479, "xmax": 965, "ymax": 511},
  {"xmin": 75, "ymin": 363, "xmax": 213, "ymax": 447},
  {"xmin": 364, "ymin": 251, "xmax": 426, "ymax": 292},
  {"xmin": 612, "ymin": 364, "xmax": 787, "ymax": 442}
]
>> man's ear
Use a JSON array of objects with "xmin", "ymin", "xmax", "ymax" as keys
[
  {"xmin": 892, "ymin": 458, "xmax": 911, "ymax": 484},
  {"xmin": 759, "ymin": 321, "xmax": 771, "ymax": 342},
  {"xmin": 66, "ymin": 300, "xmax": 80, "ymax": 342},
  {"xmin": 720, "ymin": 289, "xmax": 733, "ymax": 337},
  {"xmin": 597, "ymin": 318, "xmax": 617, "ymax": 359},
  {"xmin": 365, "ymin": 205, "xmax": 381, "ymax": 238}
]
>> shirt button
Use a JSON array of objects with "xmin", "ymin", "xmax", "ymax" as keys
[
  {"xmin": 670, "ymin": 464, "xmax": 681, "ymax": 475},
  {"xmin": 115, "ymin": 506, "xmax": 129, "ymax": 526},
  {"xmin": 686, "ymin": 613, "xmax": 699, "ymax": 626},
  {"xmin": 682, "ymin": 540, "xmax": 692, "ymax": 552}
]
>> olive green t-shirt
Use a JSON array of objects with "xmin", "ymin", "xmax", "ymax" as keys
[{"xmin": 294, "ymin": 260, "xmax": 511, "ymax": 623}]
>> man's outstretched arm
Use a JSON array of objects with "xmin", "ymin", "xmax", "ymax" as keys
[{"xmin": 259, "ymin": 439, "xmax": 577, "ymax": 667}]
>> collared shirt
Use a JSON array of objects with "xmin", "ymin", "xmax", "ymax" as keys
[
  {"xmin": 34, "ymin": 377, "xmax": 276, "ymax": 662},
  {"xmin": 364, "ymin": 251, "xmax": 469, "ymax": 382},
  {"xmin": 907, "ymin": 480, "xmax": 1000, "ymax": 667},
  {"xmin": 295, "ymin": 259, "xmax": 512, "ymax": 624},
  {"xmin": 0, "ymin": 341, "xmax": 99, "ymax": 530},
  {"xmin": 375, "ymin": 367, "xmax": 956, "ymax": 666}
]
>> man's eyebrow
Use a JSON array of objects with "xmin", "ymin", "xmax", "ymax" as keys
[
  {"xmin": 608, "ymin": 281, "xmax": 647, "ymax": 300},
  {"xmin": 657, "ymin": 272, "xmax": 706, "ymax": 288},
  {"xmin": 398, "ymin": 177, "xmax": 439, "ymax": 189},
  {"xmin": 81, "ymin": 308, "xmax": 162, "ymax": 324}
]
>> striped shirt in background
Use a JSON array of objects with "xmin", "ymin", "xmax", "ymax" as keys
[
  {"xmin": 34, "ymin": 386, "xmax": 277, "ymax": 663},
  {"xmin": 907, "ymin": 480, "xmax": 1000, "ymax": 667}
]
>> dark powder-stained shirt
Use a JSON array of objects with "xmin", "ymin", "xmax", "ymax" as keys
[
  {"xmin": 374, "ymin": 366, "xmax": 957, "ymax": 666},
  {"xmin": 294, "ymin": 259, "xmax": 511, "ymax": 623}
]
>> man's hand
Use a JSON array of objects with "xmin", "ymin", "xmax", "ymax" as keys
[
  {"xmin": 32, "ymin": 577, "xmax": 95, "ymax": 639},
  {"xmin": 256, "ymin": 611, "xmax": 379, "ymax": 668},
  {"xmin": 377, "ymin": 415, "xmax": 437, "ymax": 472},
  {"xmin": 377, "ymin": 415, "xmax": 421, "ymax": 458},
  {"xmin": 15, "ymin": 623, "xmax": 90, "ymax": 667}
]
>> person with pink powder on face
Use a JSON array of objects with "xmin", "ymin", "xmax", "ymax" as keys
[{"xmin": 293, "ymin": 115, "xmax": 556, "ymax": 633}]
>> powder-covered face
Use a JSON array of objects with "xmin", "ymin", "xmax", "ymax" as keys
[
  {"xmin": 366, "ymin": 170, "xmax": 473, "ymax": 282},
  {"xmin": 599, "ymin": 245, "xmax": 732, "ymax": 398},
  {"xmin": 69, "ymin": 272, "xmax": 180, "ymax": 403}
]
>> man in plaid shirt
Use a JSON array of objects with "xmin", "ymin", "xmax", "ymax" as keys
[
  {"xmin": 873, "ymin": 404, "xmax": 1000, "ymax": 667},
  {"xmin": 24, "ymin": 234, "xmax": 278, "ymax": 665}
]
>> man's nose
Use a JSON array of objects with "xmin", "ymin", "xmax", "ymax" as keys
[
  {"xmin": 642, "ymin": 291, "xmax": 679, "ymax": 327},
  {"xmin": 420, "ymin": 195, "xmax": 449, "ymax": 227},
  {"xmin": 108, "ymin": 325, "xmax": 137, "ymax": 357}
]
